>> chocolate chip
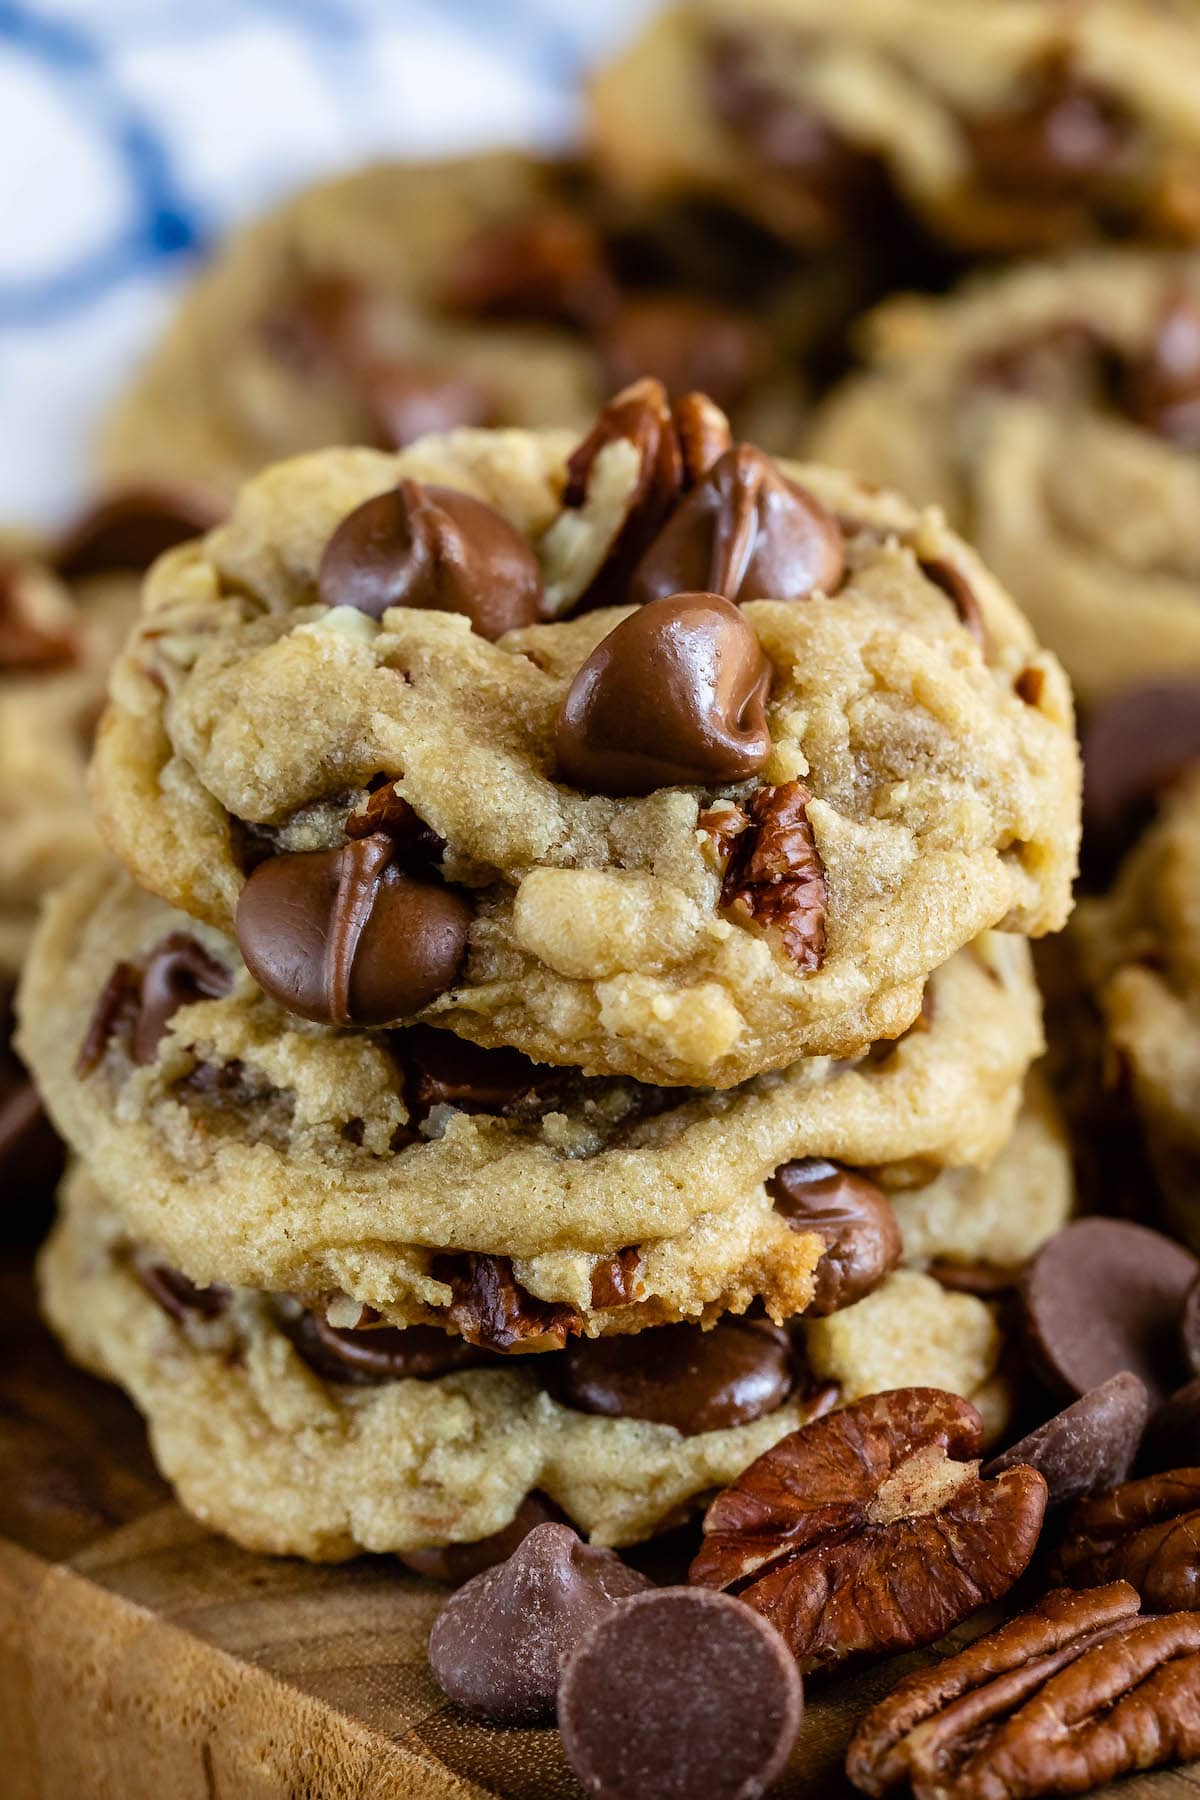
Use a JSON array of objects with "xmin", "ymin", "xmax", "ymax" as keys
[
  {"xmin": 131, "ymin": 933, "xmax": 233, "ymax": 1065},
  {"xmin": 135, "ymin": 1262, "xmax": 231, "ymax": 1324},
  {"xmin": 630, "ymin": 445, "xmax": 844, "ymax": 609},
  {"xmin": 962, "ymin": 69, "xmax": 1132, "ymax": 201},
  {"xmin": 398, "ymin": 1492, "xmax": 565, "ymax": 1584},
  {"xmin": 1120, "ymin": 292, "xmax": 1200, "ymax": 447},
  {"xmin": 397, "ymin": 1024, "xmax": 562, "ymax": 1119},
  {"xmin": 53, "ymin": 485, "xmax": 221, "ymax": 578},
  {"xmin": 235, "ymin": 835, "xmax": 472, "ymax": 1027},
  {"xmin": 920, "ymin": 557, "xmax": 987, "ymax": 650},
  {"xmin": 983, "ymin": 1372, "xmax": 1150, "ymax": 1508},
  {"xmin": 555, "ymin": 593, "xmax": 771, "ymax": 795},
  {"xmin": 1081, "ymin": 680, "xmax": 1200, "ymax": 866},
  {"xmin": 556, "ymin": 1316, "xmax": 794, "ymax": 1435},
  {"xmin": 429, "ymin": 1522, "xmax": 652, "ymax": 1726},
  {"xmin": 287, "ymin": 1310, "xmax": 486, "ymax": 1385},
  {"xmin": 358, "ymin": 362, "xmax": 491, "ymax": 450},
  {"xmin": 768, "ymin": 1158, "xmax": 901, "ymax": 1317},
  {"xmin": 1140, "ymin": 1376, "xmax": 1200, "ymax": 1472},
  {"xmin": 76, "ymin": 962, "xmax": 142, "ymax": 1076},
  {"xmin": 600, "ymin": 296, "xmax": 763, "ymax": 413},
  {"xmin": 558, "ymin": 1587, "xmax": 803, "ymax": 1800},
  {"xmin": 443, "ymin": 209, "xmax": 619, "ymax": 332},
  {"xmin": 1019, "ymin": 1219, "xmax": 1199, "ymax": 1408},
  {"xmin": 1182, "ymin": 1276, "xmax": 1200, "ymax": 1379},
  {"xmin": 316, "ymin": 480, "xmax": 543, "ymax": 640},
  {"xmin": 344, "ymin": 785, "xmax": 444, "ymax": 855}
]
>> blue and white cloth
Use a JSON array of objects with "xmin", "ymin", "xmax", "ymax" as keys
[{"xmin": 0, "ymin": 0, "xmax": 653, "ymax": 523}]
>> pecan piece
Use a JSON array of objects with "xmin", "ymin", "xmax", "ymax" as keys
[
  {"xmin": 719, "ymin": 780, "xmax": 828, "ymax": 972},
  {"xmin": 589, "ymin": 1247, "xmax": 641, "ymax": 1310},
  {"xmin": 0, "ymin": 565, "xmax": 77, "ymax": 671},
  {"xmin": 850, "ymin": 1593, "xmax": 1200, "ymax": 1800},
  {"xmin": 689, "ymin": 1388, "xmax": 1046, "ymax": 1674},
  {"xmin": 1051, "ymin": 1468, "xmax": 1200, "ymax": 1610},
  {"xmin": 432, "ymin": 1253, "xmax": 583, "ymax": 1354},
  {"xmin": 846, "ymin": 1582, "xmax": 1141, "ymax": 1797}
]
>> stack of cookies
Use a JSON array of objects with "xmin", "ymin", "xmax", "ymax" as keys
[{"xmin": 18, "ymin": 379, "xmax": 1082, "ymax": 1564}]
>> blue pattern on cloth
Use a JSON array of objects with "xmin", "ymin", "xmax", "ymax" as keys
[{"xmin": 0, "ymin": 0, "xmax": 651, "ymax": 520}]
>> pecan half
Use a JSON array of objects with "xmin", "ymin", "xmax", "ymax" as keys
[
  {"xmin": 718, "ymin": 780, "xmax": 828, "ymax": 972},
  {"xmin": 1051, "ymin": 1468, "xmax": 1200, "ymax": 1610},
  {"xmin": 0, "ymin": 565, "xmax": 77, "ymax": 671},
  {"xmin": 432, "ymin": 1253, "xmax": 583, "ymax": 1354},
  {"xmin": 689, "ymin": 1388, "xmax": 1046, "ymax": 1674},
  {"xmin": 849, "ymin": 1590, "xmax": 1200, "ymax": 1800}
]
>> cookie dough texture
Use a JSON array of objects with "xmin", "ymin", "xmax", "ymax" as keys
[
  {"xmin": 90, "ymin": 430, "xmax": 1078, "ymax": 1087},
  {"xmin": 0, "ymin": 539, "xmax": 137, "ymax": 978},
  {"xmin": 592, "ymin": 0, "xmax": 1200, "ymax": 253},
  {"xmin": 1074, "ymin": 769, "xmax": 1200, "ymax": 1246},
  {"xmin": 813, "ymin": 250, "xmax": 1200, "ymax": 705},
  {"xmin": 96, "ymin": 152, "xmax": 810, "ymax": 505},
  {"xmin": 19, "ymin": 863, "xmax": 1043, "ymax": 1330},
  {"xmin": 40, "ymin": 1169, "xmax": 1009, "ymax": 1558}
]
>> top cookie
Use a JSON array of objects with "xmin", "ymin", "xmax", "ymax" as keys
[
  {"xmin": 812, "ymin": 250, "xmax": 1200, "ymax": 706},
  {"xmin": 591, "ymin": 0, "xmax": 1200, "ymax": 254},
  {"xmin": 97, "ymin": 151, "xmax": 820, "ymax": 506},
  {"xmin": 92, "ymin": 385, "xmax": 1079, "ymax": 1087}
]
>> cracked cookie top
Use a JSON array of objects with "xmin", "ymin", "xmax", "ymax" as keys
[{"xmin": 91, "ymin": 386, "xmax": 1078, "ymax": 1086}]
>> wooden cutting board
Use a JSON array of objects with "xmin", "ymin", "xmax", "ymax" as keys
[{"xmin": 1, "ymin": 1254, "xmax": 1198, "ymax": 1800}]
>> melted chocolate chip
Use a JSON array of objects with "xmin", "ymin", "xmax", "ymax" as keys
[
  {"xmin": 601, "ymin": 296, "xmax": 763, "ymax": 412},
  {"xmin": 76, "ymin": 935, "xmax": 231, "ymax": 1076},
  {"xmin": 443, "ymin": 209, "xmax": 620, "ymax": 332},
  {"xmin": 1119, "ymin": 293, "xmax": 1200, "ymax": 446},
  {"xmin": 131, "ymin": 933, "xmax": 233, "ymax": 1065},
  {"xmin": 398, "ymin": 1025, "xmax": 563, "ymax": 1120},
  {"xmin": 287, "ymin": 1310, "xmax": 486, "ymax": 1386},
  {"xmin": 983, "ymin": 1372, "xmax": 1150, "ymax": 1508},
  {"xmin": 135, "ymin": 1262, "xmax": 231, "ymax": 1324},
  {"xmin": 921, "ymin": 557, "xmax": 987, "ymax": 650},
  {"xmin": 398, "ymin": 1491, "xmax": 565, "ymax": 1584},
  {"xmin": 235, "ymin": 835, "xmax": 472, "ymax": 1027},
  {"xmin": 316, "ymin": 480, "xmax": 543, "ymax": 641},
  {"xmin": 429, "ymin": 1522, "xmax": 653, "ymax": 1726},
  {"xmin": 556, "ymin": 1316, "xmax": 794, "ymax": 1435},
  {"xmin": 630, "ymin": 445, "xmax": 844, "ymax": 609},
  {"xmin": 1081, "ymin": 679, "xmax": 1200, "ymax": 870},
  {"xmin": 768, "ymin": 1158, "xmax": 901, "ymax": 1316},
  {"xmin": 1140, "ymin": 1376, "xmax": 1200, "ymax": 1473},
  {"xmin": 359, "ymin": 363, "xmax": 491, "ymax": 450},
  {"xmin": 555, "ymin": 592, "xmax": 771, "ymax": 795},
  {"xmin": 590, "ymin": 1248, "xmax": 641, "ymax": 1310},
  {"xmin": 559, "ymin": 1588, "xmax": 803, "ymax": 1800},
  {"xmin": 1019, "ymin": 1218, "xmax": 1199, "ymax": 1409},
  {"xmin": 963, "ymin": 69, "xmax": 1132, "ymax": 201},
  {"xmin": 344, "ymin": 784, "xmax": 444, "ymax": 857},
  {"xmin": 53, "ymin": 486, "xmax": 222, "ymax": 579}
]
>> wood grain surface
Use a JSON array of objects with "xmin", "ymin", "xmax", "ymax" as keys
[{"xmin": 2, "ymin": 1254, "xmax": 1199, "ymax": 1800}]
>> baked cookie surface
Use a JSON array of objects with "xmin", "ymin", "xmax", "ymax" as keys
[
  {"xmin": 97, "ymin": 152, "xmax": 819, "ymax": 504},
  {"xmin": 90, "ymin": 397, "xmax": 1078, "ymax": 1086},
  {"xmin": 18, "ymin": 863, "xmax": 1043, "ymax": 1335},
  {"xmin": 813, "ymin": 250, "xmax": 1200, "ymax": 706},
  {"xmin": 592, "ymin": 0, "xmax": 1200, "ymax": 254},
  {"xmin": 39, "ymin": 1167, "xmax": 1016, "ymax": 1558}
]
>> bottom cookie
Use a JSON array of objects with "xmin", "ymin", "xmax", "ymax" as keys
[{"xmin": 38, "ymin": 1165, "xmax": 1022, "ymax": 1560}]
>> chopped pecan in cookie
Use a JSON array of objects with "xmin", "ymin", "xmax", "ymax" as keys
[
  {"xmin": 690, "ymin": 1387, "xmax": 1046, "ymax": 1673},
  {"xmin": 719, "ymin": 780, "xmax": 828, "ymax": 971},
  {"xmin": 433, "ymin": 1252, "xmax": 583, "ymax": 1354}
]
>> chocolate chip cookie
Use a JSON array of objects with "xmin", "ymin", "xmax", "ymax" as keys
[
  {"xmin": 98, "ymin": 152, "xmax": 822, "ymax": 505},
  {"xmin": 18, "ymin": 862, "xmax": 1043, "ymax": 1336},
  {"xmin": 89, "ymin": 390, "xmax": 1078, "ymax": 1086},
  {"xmin": 38, "ymin": 1167, "xmax": 1013, "ymax": 1558},
  {"xmin": 1074, "ymin": 765, "xmax": 1200, "ymax": 1247},
  {"xmin": 813, "ymin": 249, "xmax": 1200, "ymax": 706},
  {"xmin": 592, "ymin": 1, "xmax": 1200, "ymax": 255}
]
